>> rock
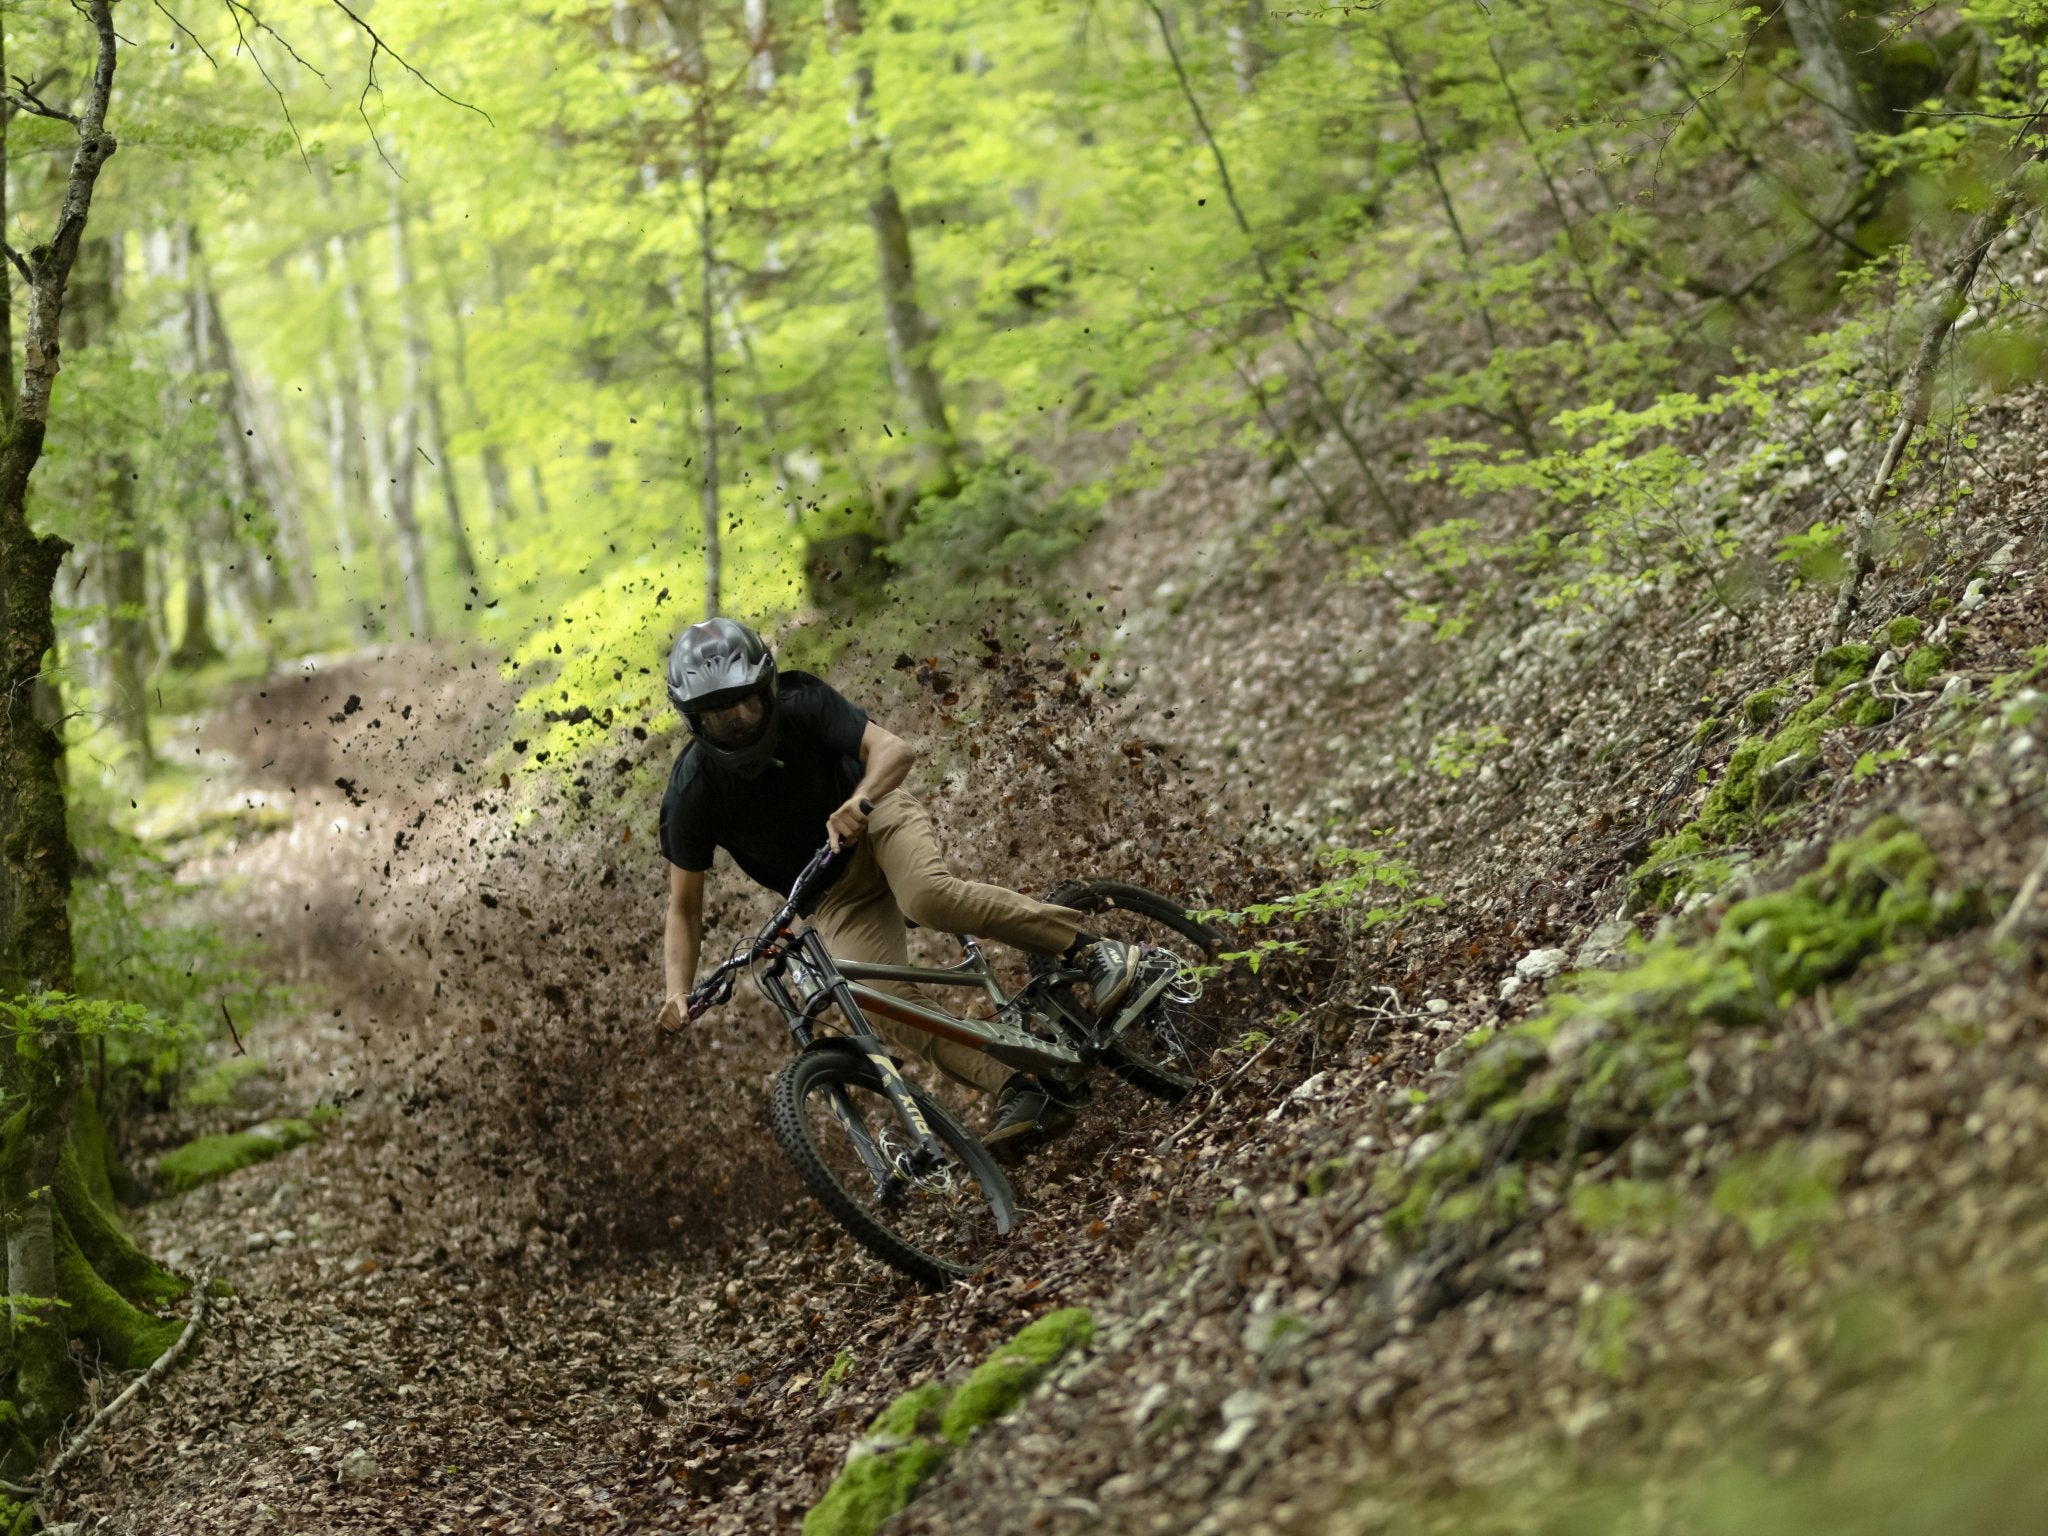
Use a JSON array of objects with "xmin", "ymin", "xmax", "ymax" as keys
[
  {"xmin": 1423, "ymin": 997, "xmax": 1451, "ymax": 1014},
  {"xmin": 1514, "ymin": 947, "xmax": 1569, "ymax": 982},
  {"xmin": 1960, "ymin": 578, "xmax": 1987, "ymax": 612},
  {"xmin": 271, "ymin": 1230, "xmax": 297, "ymax": 1247},
  {"xmin": 2011, "ymin": 734, "xmax": 2036, "ymax": 760},
  {"xmin": 1264, "ymin": 1071, "xmax": 1329, "ymax": 1122},
  {"xmin": 1499, "ymin": 975, "xmax": 1523, "ymax": 1001},
  {"xmin": 244, "ymin": 1232, "xmax": 273, "ymax": 1253},
  {"xmin": 337, "ymin": 1448, "xmax": 382, "ymax": 1485},
  {"xmin": 1573, "ymin": 917, "xmax": 1633, "ymax": 971},
  {"xmin": 1939, "ymin": 675, "xmax": 1971, "ymax": 709},
  {"xmin": 1128, "ymin": 1382, "xmax": 1170, "ymax": 1428},
  {"xmin": 1402, "ymin": 1131, "xmax": 1445, "ymax": 1171},
  {"xmin": 1210, "ymin": 1389, "xmax": 1267, "ymax": 1456}
]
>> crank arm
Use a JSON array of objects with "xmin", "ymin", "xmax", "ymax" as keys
[{"xmin": 1097, "ymin": 967, "xmax": 1179, "ymax": 1050}]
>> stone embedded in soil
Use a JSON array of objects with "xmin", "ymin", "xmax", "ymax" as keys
[
  {"xmin": 1211, "ymin": 1389, "xmax": 1268, "ymax": 1455},
  {"xmin": 1515, "ymin": 948, "xmax": 1569, "ymax": 981},
  {"xmin": 337, "ymin": 1448, "xmax": 382, "ymax": 1485}
]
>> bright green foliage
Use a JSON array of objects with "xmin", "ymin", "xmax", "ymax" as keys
[
  {"xmin": 939, "ymin": 1308, "xmax": 1095, "ymax": 1444},
  {"xmin": 155, "ymin": 1119, "xmax": 317, "ymax": 1195},
  {"xmin": 1387, "ymin": 816, "xmax": 1979, "ymax": 1250},
  {"xmin": 1202, "ymin": 846, "xmax": 1442, "ymax": 974},
  {"xmin": 1886, "ymin": 616, "xmax": 1925, "ymax": 650},
  {"xmin": 804, "ymin": 1309, "xmax": 1094, "ymax": 1536}
]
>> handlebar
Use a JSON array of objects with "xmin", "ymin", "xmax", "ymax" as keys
[{"xmin": 683, "ymin": 798, "xmax": 873, "ymax": 1022}]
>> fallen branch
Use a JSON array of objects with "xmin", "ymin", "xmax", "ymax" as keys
[
  {"xmin": 1829, "ymin": 118, "xmax": 2048, "ymax": 645},
  {"xmin": 1993, "ymin": 837, "xmax": 2048, "ymax": 946},
  {"xmin": 39, "ymin": 1271, "xmax": 214, "ymax": 1489}
]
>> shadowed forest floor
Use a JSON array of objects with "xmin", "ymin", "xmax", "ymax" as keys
[{"xmin": 51, "ymin": 389, "xmax": 2048, "ymax": 1534}]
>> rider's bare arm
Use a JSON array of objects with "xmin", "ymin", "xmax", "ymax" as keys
[
  {"xmin": 827, "ymin": 723, "xmax": 914, "ymax": 850},
  {"xmin": 658, "ymin": 864, "xmax": 706, "ymax": 1033}
]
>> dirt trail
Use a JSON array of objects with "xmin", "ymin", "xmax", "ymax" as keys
[{"xmin": 57, "ymin": 389, "xmax": 2048, "ymax": 1533}]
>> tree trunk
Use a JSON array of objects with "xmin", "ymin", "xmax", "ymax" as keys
[
  {"xmin": 691, "ymin": 59, "xmax": 723, "ymax": 616},
  {"xmin": 866, "ymin": 183, "xmax": 959, "ymax": 474},
  {"xmin": 169, "ymin": 531, "xmax": 222, "ymax": 669},
  {"xmin": 435, "ymin": 279, "xmax": 518, "ymax": 540},
  {"xmin": 827, "ymin": 0, "xmax": 962, "ymax": 487},
  {"xmin": 188, "ymin": 231, "xmax": 309, "ymax": 607},
  {"xmin": 745, "ymin": 0, "xmax": 778, "ymax": 96},
  {"xmin": 334, "ymin": 229, "xmax": 433, "ymax": 638},
  {"xmin": 390, "ymin": 197, "xmax": 479, "ymax": 590},
  {"xmin": 102, "ymin": 494, "xmax": 155, "ymax": 775},
  {"xmin": 66, "ymin": 233, "xmax": 152, "ymax": 770},
  {"xmin": 0, "ymin": 0, "xmax": 121, "ymax": 1444},
  {"xmin": 1782, "ymin": 0, "xmax": 1887, "ymax": 174},
  {"xmin": 1226, "ymin": 0, "xmax": 1266, "ymax": 95}
]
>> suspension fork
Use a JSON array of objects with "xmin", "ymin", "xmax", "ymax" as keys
[{"xmin": 788, "ymin": 931, "xmax": 951, "ymax": 1196}]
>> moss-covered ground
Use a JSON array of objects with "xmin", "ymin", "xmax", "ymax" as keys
[
  {"xmin": 155, "ymin": 1118, "xmax": 317, "ymax": 1195},
  {"xmin": 802, "ymin": 1309, "xmax": 1095, "ymax": 1536},
  {"xmin": 1387, "ymin": 813, "xmax": 1983, "ymax": 1249}
]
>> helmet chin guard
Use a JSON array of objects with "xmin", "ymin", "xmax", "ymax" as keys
[{"xmin": 666, "ymin": 618, "xmax": 781, "ymax": 777}]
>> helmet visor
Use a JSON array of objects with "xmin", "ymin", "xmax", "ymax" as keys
[{"xmin": 695, "ymin": 690, "xmax": 770, "ymax": 748}]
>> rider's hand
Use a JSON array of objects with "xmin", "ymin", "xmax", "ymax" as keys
[
  {"xmin": 826, "ymin": 796, "xmax": 871, "ymax": 853},
  {"xmin": 656, "ymin": 994, "xmax": 688, "ymax": 1036}
]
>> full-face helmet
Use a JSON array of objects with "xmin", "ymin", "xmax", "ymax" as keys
[{"xmin": 666, "ymin": 617, "xmax": 780, "ymax": 776}]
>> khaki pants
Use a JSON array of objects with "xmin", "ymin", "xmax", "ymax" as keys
[{"xmin": 810, "ymin": 789, "xmax": 1083, "ymax": 1099}]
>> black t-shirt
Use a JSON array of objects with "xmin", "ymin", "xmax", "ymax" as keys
[{"xmin": 658, "ymin": 670, "xmax": 868, "ymax": 908}]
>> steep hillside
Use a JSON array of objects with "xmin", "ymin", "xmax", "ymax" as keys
[{"xmin": 53, "ymin": 336, "xmax": 2048, "ymax": 1533}]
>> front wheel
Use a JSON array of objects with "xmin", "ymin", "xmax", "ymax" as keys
[
  {"xmin": 771, "ymin": 1043, "xmax": 1017, "ymax": 1287},
  {"xmin": 1037, "ymin": 879, "xmax": 1226, "ymax": 1100}
]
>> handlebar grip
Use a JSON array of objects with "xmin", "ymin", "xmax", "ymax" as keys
[{"xmin": 858, "ymin": 797, "xmax": 874, "ymax": 814}]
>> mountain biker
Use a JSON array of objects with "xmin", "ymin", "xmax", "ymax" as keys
[{"xmin": 652, "ymin": 617, "xmax": 1141, "ymax": 1155}]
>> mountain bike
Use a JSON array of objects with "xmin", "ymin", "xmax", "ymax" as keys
[{"xmin": 685, "ymin": 817, "xmax": 1222, "ymax": 1286}]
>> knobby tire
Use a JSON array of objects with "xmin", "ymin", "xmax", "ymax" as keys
[{"xmin": 770, "ymin": 1043, "xmax": 1017, "ymax": 1288}]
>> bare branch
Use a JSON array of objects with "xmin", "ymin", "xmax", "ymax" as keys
[
  {"xmin": 8, "ymin": 77, "xmax": 81, "ymax": 126},
  {"xmin": 153, "ymin": 0, "xmax": 220, "ymax": 68},
  {"xmin": 225, "ymin": 0, "xmax": 327, "ymax": 83},
  {"xmin": 220, "ymin": 0, "xmax": 311, "ymax": 171},
  {"xmin": 39, "ymin": 1274, "xmax": 215, "ymax": 1490},
  {"xmin": 327, "ymin": 0, "xmax": 493, "ymax": 126},
  {"xmin": 0, "ymin": 245, "xmax": 30, "ymax": 288}
]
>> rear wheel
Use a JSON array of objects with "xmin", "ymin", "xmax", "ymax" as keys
[
  {"xmin": 771, "ymin": 1043, "xmax": 1017, "ymax": 1287},
  {"xmin": 1037, "ymin": 880, "xmax": 1226, "ymax": 1100}
]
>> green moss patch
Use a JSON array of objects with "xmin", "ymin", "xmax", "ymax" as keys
[
  {"xmin": 940, "ymin": 1308, "xmax": 1096, "ymax": 1443},
  {"xmin": 1902, "ymin": 643, "xmax": 1950, "ymax": 691},
  {"xmin": 156, "ymin": 1118, "xmax": 316, "ymax": 1195},
  {"xmin": 1391, "ymin": 816, "xmax": 1980, "ymax": 1251},
  {"xmin": 802, "ymin": 1442, "xmax": 947, "ymax": 1536},
  {"xmin": 180, "ymin": 1055, "xmax": 269, "ymax": 1109},
  {"xmin": 802, "ymin": 1309, "xmax": 1094, "ymax": 1536},
  {"xmin": 1632, "ymin": 641, "xmax": 1912, "ymax": 910}
]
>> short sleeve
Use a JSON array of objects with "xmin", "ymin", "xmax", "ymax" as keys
[
  {"xmin": 658, "ymin": 753, "xmax": 715, "ymax": 871},
  {"xmin": 786, "ymin": 675, "xmax": 869, "ymax": 759}
]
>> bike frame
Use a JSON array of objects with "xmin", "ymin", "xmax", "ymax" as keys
[
  {"xmin": 690, "ymin": 840, "xmax": 1186, "ymax": 1206},
  {"xmin": 755, "ymin": 927, "xmax": 1180, "ymax": 1201}
]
